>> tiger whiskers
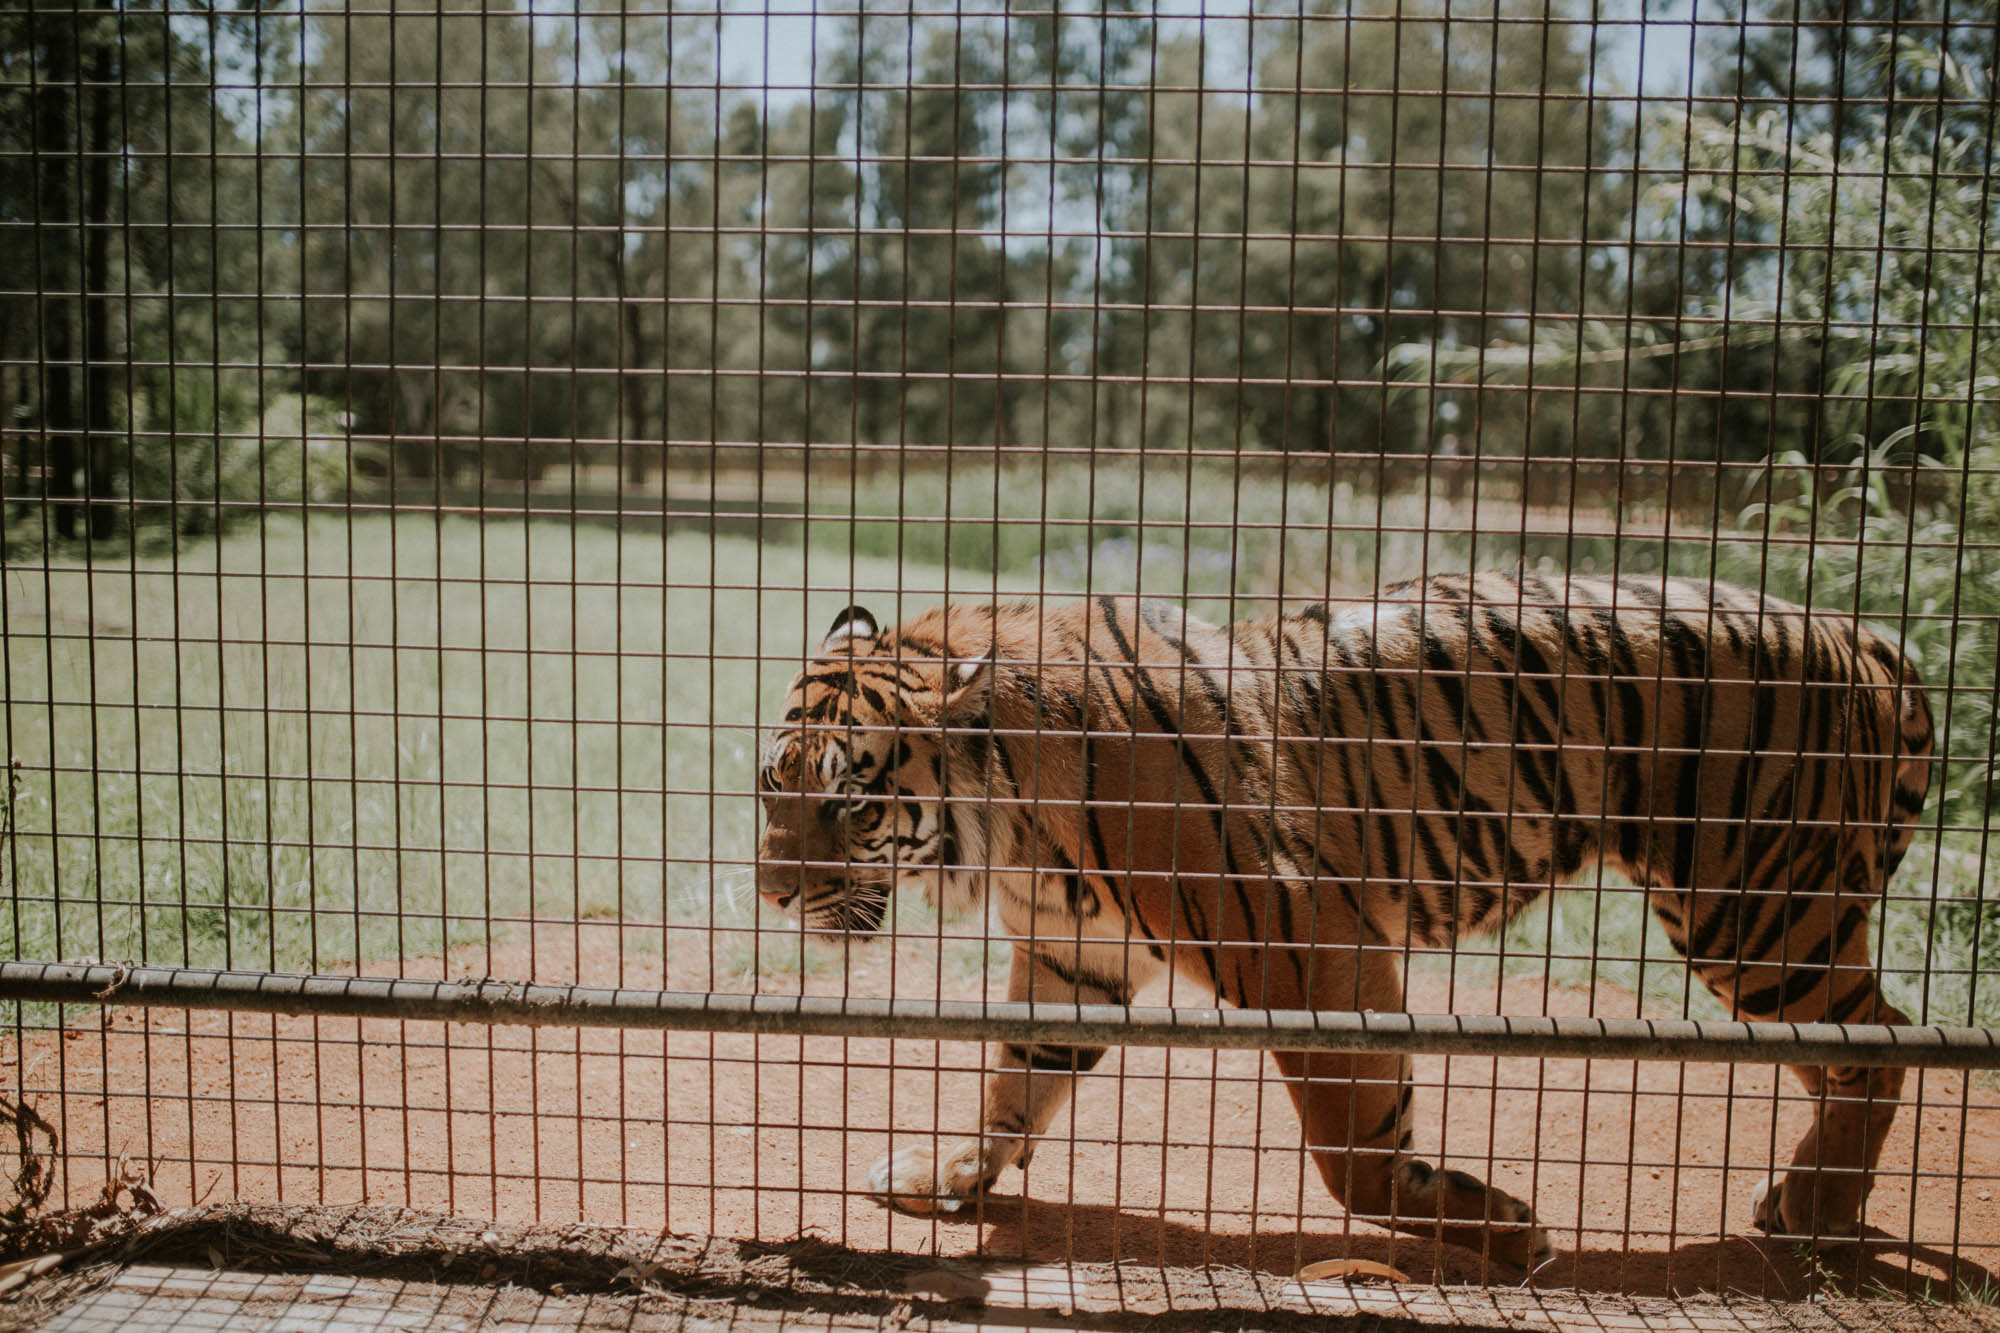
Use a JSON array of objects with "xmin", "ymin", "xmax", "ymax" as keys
[{"xmin": 708, "ymin": 866, "xmax": 761, "ymax": 917}]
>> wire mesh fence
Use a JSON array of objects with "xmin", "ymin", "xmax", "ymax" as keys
[{"xmin": 1, "ymin": 0, "xmax": 1996, "ymax": 1303}]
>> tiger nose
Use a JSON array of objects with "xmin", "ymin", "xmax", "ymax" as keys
[
  {"xmin": 755, "ymin": 824, "xmax": 802, "ymax": 907},
  {"xmin": 755, "ymin": 864, "xmax": 799, "ymax": 909}
]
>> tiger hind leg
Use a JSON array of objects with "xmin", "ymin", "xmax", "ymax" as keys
[
  {"xmin": 1264, "ymin": 946, "xmax": 1551, "ymax": 1269},
  {"xmin": 1656, "ymin": 840, "xmax": 1907, "ymax": 1241}
]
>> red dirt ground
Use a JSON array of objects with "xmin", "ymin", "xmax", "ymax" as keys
[{"xmin": 8, "ymin": 922, "xmax": 1996, "ymax": 1302}]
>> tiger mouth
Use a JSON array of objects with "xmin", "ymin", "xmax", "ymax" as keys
[{"xmin": 802, "ymin": 886, "xmax": 891, "ymax": 935}]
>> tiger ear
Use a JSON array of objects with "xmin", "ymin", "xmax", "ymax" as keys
[
  {"xmin": 822, "ymin": 605, "xmax": 878, "ymax": 653},
  {"xmin": 938, "ymin": 651, "xmax": 995, "ymax": 722}
]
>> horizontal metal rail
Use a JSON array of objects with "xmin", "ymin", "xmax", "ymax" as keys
[{"xmin": 2, "ymin": 961, "xmax": 1996, "ymax": 1070}]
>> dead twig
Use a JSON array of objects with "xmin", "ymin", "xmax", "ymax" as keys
[{"xmin": 0, "ymin": 1099, "xmax": 55, "ymax": 1225}]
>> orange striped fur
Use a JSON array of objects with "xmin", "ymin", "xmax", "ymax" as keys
[{"xmin": 756, "ymin": 573, "xmax": 1933, "ymax": 1264}]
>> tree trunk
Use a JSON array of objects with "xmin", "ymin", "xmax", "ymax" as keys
[
  {"xmin": 616, "ymin": 240, "xmax": 653, "ymax": 487},
  {"xmin": 37, "ymin": 14, "xmax": 78, "ymax": 540},
  {"xmin": 1, "ymin": 303, "xmax": 16, "ymax": 515},
  {"xmin": 83, "ymin": 27, "xmax": 117, "ymax": 540},
  {"xmin": 622, "ymin": 297, "xmax": 652, "ymax": 487}
]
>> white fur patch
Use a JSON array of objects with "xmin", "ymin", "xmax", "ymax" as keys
[
  {"xmin": 818, "ymin": 747, "xmax": 850, "ymax": 785},
  {"xmin": 824, "ymin": 617, "xmax": 873, "ymax": 648},
  {"xmin": 1330, "ymin": 601, "xmax": 1418, "ymax": 653},
  {"xmin": 1330, "ymin": 603, "xmax": 1383, "ymax": 637}
]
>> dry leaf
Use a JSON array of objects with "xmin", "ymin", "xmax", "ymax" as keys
[
  {"xmin": 1296, "ymin": 1257, "xmax": 1412, "ymax": 1285},
  {"xmin": 902, "ymin": 1267, "xmax": 990, "ymax": 1303},
  {"xmin": 616, "ymin": 1260, "xmax": 670, "ymax": 1291},
  {"xmin": 0, "ymin": 1252, "xmax": 69, "ymax": 1297}
]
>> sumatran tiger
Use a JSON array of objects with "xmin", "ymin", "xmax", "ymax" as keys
[{"xmin": 752, "ymin": 572, "xmax": 1933, "ymax": 1266}]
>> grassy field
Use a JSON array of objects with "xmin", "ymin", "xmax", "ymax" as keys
[
  {"xmin": 0, "ymin": 512, "xmax": 936, "ymax": 975},
  {"xmin": 1, "ymin": 463, "xmax": 1993, "ymax": 1027}
]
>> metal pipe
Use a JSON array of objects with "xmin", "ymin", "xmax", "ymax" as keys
[{"xmin": 2, "ymin": 961, "xmax": 1995, "ymax": 1068}]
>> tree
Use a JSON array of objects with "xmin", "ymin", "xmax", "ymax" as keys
[
  {"xmin": 1087, "ymin": 0, "xmax": 1621, "ymax": 457},
  {"xmin": 1, "ymin": 2, "xmax": 286, "ymax": 547}
]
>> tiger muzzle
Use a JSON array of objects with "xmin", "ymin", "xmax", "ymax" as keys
[
  {"xmin": 754, "ymin": 846, "xmax": 888, "ymax": 935},
  {"xmin": 804, "ymin": 891, "xmax": 889, "ymax": 935}
]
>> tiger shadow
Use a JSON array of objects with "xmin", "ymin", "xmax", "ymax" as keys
[{"xmin": 958, "ymin": 1195, "xmax": 1997, "ymax": 1304}]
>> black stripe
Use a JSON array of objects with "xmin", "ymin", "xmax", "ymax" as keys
[
  {"xmin": 1420, "ymin": 630, "xmax": 1469, "ymax": 731},
  {"xmin": 1366, "ymin": 1101, "xmax": 1402, "ymax": 1144},
  {"xmin": 1828, "ymin": 979, "xmax": 1878, "ymax": 1025},
  {"xmin": 1097, "ymin": 598, "xmax": 1248, "ymax": 973},
  {"xmin": 1736, "ymin": 924, "xmax": 1839, "ymax": 1017},
  {"xmin": 1004, "ymin": 1042, "xmax": 1108, "ymax": 1073}
]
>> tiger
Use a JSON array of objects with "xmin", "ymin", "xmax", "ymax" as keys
[{"xmin": 753, "ymin": 572, "xmax": 1934, "ymax": 1267}]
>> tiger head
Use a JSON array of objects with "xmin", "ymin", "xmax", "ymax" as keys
[{"xmin": 754, "ymin": 605, "xmax": 998, "ymax": 933}]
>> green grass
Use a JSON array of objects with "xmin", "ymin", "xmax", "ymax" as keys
[
  {"xmin": 2, "ymin": 466, "xmax": 1993, "ymax": 1030},
  {"xmin": 0, "ymin": 511, "xmax": 971, "ymax": 973}
]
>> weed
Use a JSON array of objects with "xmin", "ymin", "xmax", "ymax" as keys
[{"xmin": 1958, "ymin": 1272, "xmax": 2000, "ymax": 1307}]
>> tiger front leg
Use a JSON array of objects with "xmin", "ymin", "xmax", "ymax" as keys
[
  {"xmin": 1266, "ymin": 948, "xmax": 1550, "ymax": 1269},
  {"xmin": 867, "ymin": 940, "xmax": 1141, "ymax": 1216},
  {"xmin": 866, "ymin": 1037, "xmax": 1102, "ymax": 1214},
  {"xmin": 1275, "ymin": 1046, "xmax": 1552, "ymax": 1269}
]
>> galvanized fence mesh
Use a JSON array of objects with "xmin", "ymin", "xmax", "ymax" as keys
[{"xmin": 1, "ymin": 0, "xmax": 1997, "ymax": 1301}]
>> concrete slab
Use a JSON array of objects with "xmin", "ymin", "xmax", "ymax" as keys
[
  {"xmin": 29, "ymin": 1261, "xmax": 2000, "ymax": 1333},
  {"xmin": 38, "ymin": 1266, "xmax": 631, "ymax": 1333}
]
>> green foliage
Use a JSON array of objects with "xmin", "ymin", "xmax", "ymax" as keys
[
  {"xmin": 1663, "ymin": 40, "xmax": 1996, "ymax": 464},
  {"xmin": 0, "ymin": 5, "xmax": 300, "ymax": 548},
  {"xmin": 4, "ymin": 0, "xmax": 1652, "ymax": 545},
  {"xmin": 119, "ymin": 391, "xmax": 356, "ymax": 542},
  {"xmin": 1703, "ymin": 40, "xmax": 1999, "ymax": 1026}
]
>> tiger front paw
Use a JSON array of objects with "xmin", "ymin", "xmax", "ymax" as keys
[
  {"xmin": 865, "ymin": 1139, "xmax": 1009, "ymax": 1216},
  {"xmin": 1390, "ymin": 1158, "xmax": 1552, "ymax": 1270},
  {"xmin": 1443, "ymin": 1185, "xmax": 1552, "ymax": 1270},
  {"xmin": 1484, "ymin": 1205, "xmax": 1554, "ymax": 1271},
  {"xmin": 1751, "ymin": 1173, "xmax": 1863, "ymax": 1241}
]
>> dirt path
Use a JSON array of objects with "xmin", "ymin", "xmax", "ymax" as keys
[{"xmin": 8, "ymin": 923, "xmax": 1996, "ymax": 1302}]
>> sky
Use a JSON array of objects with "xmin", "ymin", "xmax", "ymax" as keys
[{"xmin": 704, "ymin": 0, "xmax": 1706, "ymax": 107}]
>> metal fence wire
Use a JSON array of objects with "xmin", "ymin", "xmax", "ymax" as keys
[{"xmin": 1, "ymin": 0, "xmax": 1997, "ymax": 1302}]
